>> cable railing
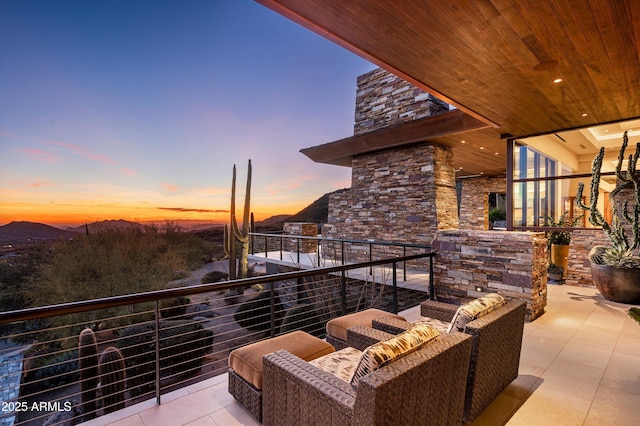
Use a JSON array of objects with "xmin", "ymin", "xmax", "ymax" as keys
[
  {"xmin": 0, "ymin": 251, "xmax": 434, "ymax": 426},
  {"xmin": 249, "ymin": 232, "xmax": 432, "ymax": 277}
]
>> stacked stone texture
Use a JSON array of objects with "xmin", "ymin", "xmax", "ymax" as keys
[
  {"xmin": 282, "ymin": 223, "xmax": 318, "ymax": 253},
  {"xmin": 353, "ymin": 68, "xmax": 449, "ymax": 136},
  {"xmin": 566, "ymin": 229, "xmax": 610, "ymax": 286},
  {"xmin": 322, "ymin": 143, "xmax": 458, "ymax": 263},
  {"xmin": 459, "ymin": 177, "xmax": 506, "ymax": 229},
  {"xmin": 432, "ymin": 230, "xmax": 547, "ymax": 321}
]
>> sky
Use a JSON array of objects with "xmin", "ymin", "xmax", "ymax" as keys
[{"xmin": 0, "ymin": 0, "xmax": 375, "ymax": 228}]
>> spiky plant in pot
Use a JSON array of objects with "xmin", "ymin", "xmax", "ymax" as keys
[{"xmin": 576, "ymin": 131, "xmax": 640, "ymax": 303}]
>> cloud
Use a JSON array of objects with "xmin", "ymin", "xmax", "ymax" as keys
[
  {"xmin": 119, "ymin": 168, "xmax": 136, "ymax": 177},
  {"xmin": 19, "ymin": 148, "xmax": 60, "ymax": 164},
  {"xmin": 29, "ymin": 179, "xmax": 55, "ymax": 188},
  {"xmin": 162, "ymin": 183, "xmax": 180, "ymax": 192},
  {"xmin": 158, "ymin": 207, "xmax": 228, "ymax": 213},
  {"xmin": 46, "ymin": 141, "xmax": 117, "ymax": 164}
]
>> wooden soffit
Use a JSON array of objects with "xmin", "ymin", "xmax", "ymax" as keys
[{"xmin": 256, "ymin": 0, "xmax": 640, "ymax": 139}]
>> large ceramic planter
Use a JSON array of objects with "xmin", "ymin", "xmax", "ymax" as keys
[
  {"xmin": 590, "ymin": 263, "xmax": 640, "ymax": 304},
  {"xmin": 550, "ymin": 244, "xmax": 570, "ymax": 276}
]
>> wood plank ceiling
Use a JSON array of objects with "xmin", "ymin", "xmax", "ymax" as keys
[{"xmin": 256, "ymin": 0, "xmax": 640, "ymax": 178}]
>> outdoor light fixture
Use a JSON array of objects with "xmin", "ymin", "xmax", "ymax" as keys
[
  {"xmin": 475, "ymin": 286, "xmax": 483, "ymax": 292},
  {"xmin": 553, "ymin": 78, "xmax": 563, "ymax": 83}
]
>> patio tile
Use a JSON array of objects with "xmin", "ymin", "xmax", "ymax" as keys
[
  {"xmin": 139, "ymin": 386, "xmax": 226, "ymax": 426},
  {"xmin": 518, "ymin": 336, "xmax": 566, "ymax": 370},
  {"xmin": 584, "ymin": 384, "xmax": 640, "ymax": 426},
  {"xmin": 106, "ymin": 414, "xmax": 146, "ymax": 426},
  {"xmin": 557, "ymin": 339, "xmax": 613, "ymax": 369},
  {"xmin": 506, "ymin": 386, "xmax": 591, "ymax": 426},
  {"xmin": 540, "ymin": 358, "xmax": 604, "ymax": 401},
  {"xmin": 468, "ymin": 393, "xmax": 521, "ymax": 426},
  {"xmin": 601, "ymin": 352, "xmax": 640, "ymax": 395},
  {"xmin": 208, "ymin": 403, "xmax": 260, "ymax": 426},
  {"xmin": 183, "ymin": 415, "xmax": 218, "ymax": 426}
]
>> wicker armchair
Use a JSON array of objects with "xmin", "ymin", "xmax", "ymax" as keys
[
  {"xmin": 262, "ymin": 332, "xmax": 472, "ymax": 426},
  {"xmin": 351, "ymin": 298, "xmax": 526, "ymax": 422}
]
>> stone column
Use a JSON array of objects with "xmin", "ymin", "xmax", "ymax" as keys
[{"xmin": 432, "ymin": 229, "xmax": 547, "ymax": 321}]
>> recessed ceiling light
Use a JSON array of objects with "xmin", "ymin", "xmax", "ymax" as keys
[
  {"xmin": 479, "ymin": 146, "xmax": 484, "ymax": 150},
  {"xmin": 480, "ymin": 172, "xmax": 484, "ymax": 175},
  {"xmin": 461, "ymin": 140, "xmax": 466, "ymax": 144},
  {"xmin": 553, "ymin": 78, "xmax": 563, "ymax": 83},
  {"xmin": 494, "ymin": 152, "xmax": 499, "ymax": 155},
  {"xmin": 604, "ymin": 129, "xmax": 609, "ymax": 133},
  {"xmin": 582, "ymin": 113, "xmax": 588, "ymax": 117}
]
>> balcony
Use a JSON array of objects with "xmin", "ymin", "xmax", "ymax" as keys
[
  {"xmin": 1, "ymin": 235, "xmax": 638, "ymax": 425},
  {"xmin": 87, "ymin": 285, "xmax": 640, "ymax": 426}
]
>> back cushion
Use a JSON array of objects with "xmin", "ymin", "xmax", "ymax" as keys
[
  {"xmin": 447, "ymin": 293, "xmax": 506, "ymax": 333},
  {"xmin": 350, "ymin": 323, "xmax": 440, "ymax": 387}
]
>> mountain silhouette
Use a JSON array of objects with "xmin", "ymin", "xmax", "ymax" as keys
[{"xmin": 0, "ymin": 221, "xmax": 77, "ymax": 244}]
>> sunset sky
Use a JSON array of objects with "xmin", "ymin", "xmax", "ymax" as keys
[{"xmin": 0, "ymin": 0, "xmax": 374, "ymax": 227}]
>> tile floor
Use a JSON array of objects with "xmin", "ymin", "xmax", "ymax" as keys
[{"xmin": 86, "ymin": 285, "xmax": 640, "ymax": 426}]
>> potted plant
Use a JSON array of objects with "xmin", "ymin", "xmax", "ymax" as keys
[
  {"xmin": 576, "ymin": 131, "xmax": 640, "ymax": 303},
  {"xmin": 547, "ymin": 264, "xmax": 565, "ymax": 282},
  {"xmin": 541, "ymin": 212, "xmax": 582, "ymax": 279},
  {"xmin": 489, "ymin": 207, "xmax": 506, "ymax": 229}
]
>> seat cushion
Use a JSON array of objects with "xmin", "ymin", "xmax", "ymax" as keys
[
  {"xmin": 228, "ymin": 330, "xmax": 334, "ymax": 389},
  {"xmin": 350, "ymin": 323, "xmax": 440, "ymax": 387},
  {"xmin": 412, "ymin": 316, "xmax": 450, "ymax": 333},
  {"xmin": 309, "ymin": 346, "xmax": 363, "ymax": 383},
  {"xmin": 326, "ymin": 308, "xmax": 406, "ymax": 342},
  {"xmin": 447, "ymin": 293, "xmax": 506, "ymax": 333}
]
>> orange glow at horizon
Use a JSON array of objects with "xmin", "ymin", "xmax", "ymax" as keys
[{"xmin": 0, "ymin": 201, "xmax": 305, "ymax": 227}]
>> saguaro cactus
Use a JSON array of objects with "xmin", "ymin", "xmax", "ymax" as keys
[
  {"xmin": 78, "ymin": 328, "xmax": 98, "ymax": 421},
  {"xmin": 99, "ymin": 346, "xmax": 126, "ymax": 414},
  {"xmin": 576, "ymin": 131, "xmax": 640, "ymax": 267},
  {"xmin": 231, "ymin": 160, "xmax": 252, "ymax": 279},
  {"xmin": 224, "ymin": 160, "xmax": 252, "ymax": 301}
]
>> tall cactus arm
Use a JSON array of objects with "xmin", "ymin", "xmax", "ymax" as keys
[{"xmin": 231, "ymin": 159, "xmax": 252, "ymax": 243}]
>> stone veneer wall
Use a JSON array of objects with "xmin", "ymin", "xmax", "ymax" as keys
[
  {"xmin": 459, "ymin": 177, "xmax": 506, "ymax": 229},
  {"xmin": 282, "ymin": 222, "xmax": 318, "ymax": 253},
  {"xmin": 322, "ymin": 143, "xmax": 458, "ymax": 261},
  {"xmin": 432, "ymin": 230, "xmax": 547, "ymax": 321},
  {"xmin": 566, "ymin": 229, "xmax": 610, "ymax": 287},
  {"xmin": 354, "ymin": 68, "xmax": 450, "ymax": 135}
]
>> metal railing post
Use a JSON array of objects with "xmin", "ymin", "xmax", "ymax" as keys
[
  {"xmin": 297, "ymin": 239, "xmax": 300, "ymax": 264},
  {"xmin": 279, "ymin": 235, "xmax": 283, "ymax": 260},
  {"xmin": 392, "ymin": 261, "xmax": 398, "ymax": 313},
  {"xmin": 264, "ymin": 235, "xmax": 268, "ymax": 258},
  {"xmin": 429, "ymin": 253, "xmax": 435, "ymax": 300},
  {"xmin": 269, "ymin": 281, "xmax": 276, "ymax": 337},
  {"xmin": 154, "ymin": 301, "xmax": 161, "ymax": 405},
  {"xmin": 403, "ymin": 246, "xmax": 407, "ymax": 281},
  {"xmin": 341, "ymin": 270, "xmax": 347, "ymax": 315}
]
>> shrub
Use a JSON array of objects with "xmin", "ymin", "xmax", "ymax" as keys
[
  {"xmin": 159, "ymin": 296, "xmax": 191, "ymax": 319},
  {"xmin": 234, "ymin": 291, "xmax": 285, "ymax": 332},
  {"xmin": 278, "ymin": 304, "xmax": 329, "ymax": 337},
  {"xmin": 118, "ymin": 320, "xmax": 213, "ymax": 395},
  {"xmin": 201, "ymin": 270, "xmax": 228, "ymax": 284},
  {"xmin": 23, "ymin": 350, "xmax": 79, "ymax": 391}
]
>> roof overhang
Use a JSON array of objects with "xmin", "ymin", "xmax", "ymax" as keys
[{"xmin": 300, "ymin": 109, "xmax": 490, "ymax": 167}]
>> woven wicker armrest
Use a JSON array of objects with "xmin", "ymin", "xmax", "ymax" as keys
[
  {"xmin": 372, "ymin": 316, "xmax": 413, "ymax": 335},
  {"xmin": 346, "ymin": 325, "xmax": 396, "ymax": 350},
  {"xmin": 420, "ymin": 299, "xmax": 459, "ymax": 322},
  {"xmin": 262, "ymin": 350, "xmax": 356, "ymax": 426}
]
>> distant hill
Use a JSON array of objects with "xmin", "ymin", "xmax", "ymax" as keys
[
  {"xmin": 255, "ymin": 189, "xmax": 347, "ymax": 231},
  {"xmin": 0, "ymin": 221, "xmax": 77, "ymax": 244},
  {"xmin": 66, "ymin": 219, "xmax": 146, "ymax": 233}
]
